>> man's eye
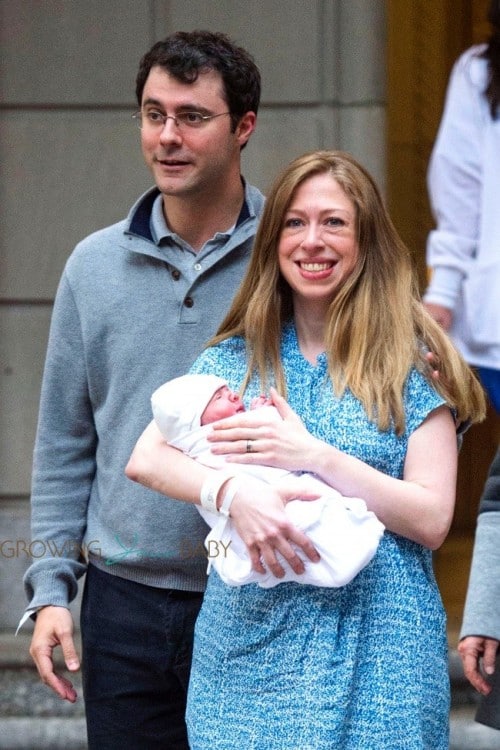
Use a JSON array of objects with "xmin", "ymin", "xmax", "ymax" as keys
[
  {"xmin": 147, "ymin": 111, "xmax": 164, "ymax": 123},
  {"xmin": 180, "ymin": 112, "xmax": 205, "ymax": 125}
]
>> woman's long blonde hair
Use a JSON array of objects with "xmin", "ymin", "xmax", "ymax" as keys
[{"xmin": 210, "ymin": 151, "xmax": 486, "ymax": 434}]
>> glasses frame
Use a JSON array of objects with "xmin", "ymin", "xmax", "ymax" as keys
[{"xmin": 132, "ymin": 110, "xmax": 231, "ymax": 130}]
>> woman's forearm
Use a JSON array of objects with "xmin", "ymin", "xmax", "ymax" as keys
[
  {"xmin": 310, "ymin": 407, "xmax": 457, "ymax": 549},
  {"xmin": 125, "ymin": 420, "xmax": 210, "ymax": 504}
]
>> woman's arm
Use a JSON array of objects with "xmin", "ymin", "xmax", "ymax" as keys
[
  {"xmin": 125, "ymin": 420, "xmax": 320, "ymax": 576},
  {"xmin": 207, "ymin": 391, "xmax": 457, "ymax": 549},
  {"xmin": 314, "ymin": 405, "xmax": 457, "ymax": 549},
  {"xmin": 126, "ymin": 420, "xmax": 211, "ymax": 502}
]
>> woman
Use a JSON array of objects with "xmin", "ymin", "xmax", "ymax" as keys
[{"xmin": 127, "ymin": 150, "xmax": 485, "ymax": 749}]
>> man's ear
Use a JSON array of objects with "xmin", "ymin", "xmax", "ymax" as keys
[{"xmin": 235, "ymin": 111, "xmax": 257, "ymax": 148}]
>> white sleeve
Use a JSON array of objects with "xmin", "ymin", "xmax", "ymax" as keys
[{"xmin": 424, "ymin": 48, "xmax": 486, "ymax": 310}]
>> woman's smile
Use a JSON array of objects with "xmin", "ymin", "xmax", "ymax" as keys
[{"xmin": 297, "ymin": 259, "xmax": 337, "ymax": 276}]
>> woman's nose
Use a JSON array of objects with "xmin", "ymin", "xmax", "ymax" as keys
[{"xmin": 300, "ymin": 224, "xmax": 324, "ymax": 249}]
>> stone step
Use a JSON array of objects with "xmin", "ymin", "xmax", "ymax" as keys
[
  {"xmin": 0, "ymin": 718, "xmax": 88, "ymax": 750},
  {"xmin": 2, "ymin": 632, "xmax": 500, "ymax": 749},
  {"xmin": 449, "ymin": 706, "xmax": 500, "ymax": 750},
  {"xmin": 1, "ymin": 714, "xmax": 499, "ymax": 750},
  {"xmin": 2, "ymin": 706, "xmax": 498, "ymax": 750}
]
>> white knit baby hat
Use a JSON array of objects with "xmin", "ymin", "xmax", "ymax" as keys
[{"xmin": 151, "ymin": 374, "xmax": 227, "ymax": 440}]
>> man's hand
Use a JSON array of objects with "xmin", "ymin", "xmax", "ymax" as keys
[
  {"xmin": 29, "ymin": 605, "xmax": 80, "ymax": 702},
  {"xmin": 458, "ymin": 635, "xmax": 499, "ymax": 695}
]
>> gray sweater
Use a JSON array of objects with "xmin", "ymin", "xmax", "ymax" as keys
[
  {"xmin": 460, "ymin": 448, "xmax": 500, "ymax": 640},
  {"xmin": 24, "ymin": 182, "xmax": 265, "ymax": 611}
]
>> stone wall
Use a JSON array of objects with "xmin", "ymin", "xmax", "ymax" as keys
[{"xmin": 0, "ymin": 0, "xmax": 386, "ymax": 629}]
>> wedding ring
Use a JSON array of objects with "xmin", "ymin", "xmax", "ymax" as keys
[{"xmin": 246, "ymin": 440, "xmax": 253, "ymax": 453}]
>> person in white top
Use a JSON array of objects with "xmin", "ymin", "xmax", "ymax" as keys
[
  {"xmin": 424, "ymin": 1, "xmax": 500, "ymax": 731},
  {"xmin": 424, "ymin": 4, "xmax": 500, "ymax": 413},
  {"xmin": 151, "ymin": 373, "xmax": 385, "ymax": 588}
]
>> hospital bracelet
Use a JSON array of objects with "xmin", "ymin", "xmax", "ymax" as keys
[
  {"xmin": 200, "ymin": 473, "xmax": 237, "ymax": 515},
  {"xmin": 218, "ymin": 477, "xmax": 241, "ymax": 517}
]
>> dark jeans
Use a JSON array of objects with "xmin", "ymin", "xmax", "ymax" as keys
[{"xmin": 81, "ymin": 563, "xmax": 203, "ymax": 750}]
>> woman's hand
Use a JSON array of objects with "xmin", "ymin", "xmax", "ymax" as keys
[
  {"xmin": 207, "ymin": 388, "xmax": 322, "ymax": 473},
  {"xmin": 227, "ymin": 476, "xmax": 321, "ymax": 576}
]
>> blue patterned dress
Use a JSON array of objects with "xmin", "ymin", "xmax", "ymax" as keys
[{"xmin": 186, "ymin": 323, "xmax": 450, "ymax": 750}]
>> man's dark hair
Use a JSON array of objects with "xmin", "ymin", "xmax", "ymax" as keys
[{"xmin": 135, "ymin": 30, "xmax": 261, "ymax": 132}]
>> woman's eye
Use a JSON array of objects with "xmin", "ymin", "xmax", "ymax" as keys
[
  {"xmin": 326, "ymin": 217, "xmax": 343, "ymax": 227},
  {"xmin": 283, "ymin": 217, "xmax": 303, "ymax": 228}
]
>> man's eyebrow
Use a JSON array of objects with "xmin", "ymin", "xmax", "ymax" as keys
[
  {"xmin": 141, "ymin": 97, "xmax": 212, "ymax": 114},
  {"xmin": 142, "ymin": 97, "xmax": 163, "ymax": 108}
]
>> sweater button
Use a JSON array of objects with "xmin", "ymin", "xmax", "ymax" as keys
[
  {"xmin": 171, "ymin": 269, "xmax": 180, "ymax": 280},
  {"xmin": 184, "ymin": 296, "xmax": 194, "ymax": 308}
]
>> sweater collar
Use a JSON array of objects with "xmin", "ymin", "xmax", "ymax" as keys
[{"xmin": 128, "ymin": 179, "xmax": 253, "ymax": 244}]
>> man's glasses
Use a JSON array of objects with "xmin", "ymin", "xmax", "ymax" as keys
[{"xmin": 132, "ymin": 110, "xmax": 231, "ymax": 131}]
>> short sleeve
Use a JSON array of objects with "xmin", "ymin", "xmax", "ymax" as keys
[{"xmin": 404, "ymin": 368, "xmax": 448, "ymax": 436}]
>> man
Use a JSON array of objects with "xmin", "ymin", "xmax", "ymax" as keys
[{"xmin": 24, "ymin": 30, "xmax": 263, "ymax": 749}]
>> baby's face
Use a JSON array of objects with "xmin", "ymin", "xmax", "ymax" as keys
[{"xmin": 201, "ymin": 386, "xmax": 245, "ymax": 425}]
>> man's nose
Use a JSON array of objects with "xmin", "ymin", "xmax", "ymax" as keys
[{"xmin": 159, "ymin": 117, "xmax": 182, "ymax": 143}]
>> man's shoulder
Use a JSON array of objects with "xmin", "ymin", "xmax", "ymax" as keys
[
  {"xmin": 69, "ymin": 187, "xmax": 158, "ymax": 260},
  {"xmin": 65, "ymin": 220, "xmax": 129, "ymax": 273},
  {"xmin": 244, "ymin": 182, "xmax": 266, "ymax": 217},
  {"xmin": 77, "ymin": 218, "xmax": 128, "ymax": 247}
]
